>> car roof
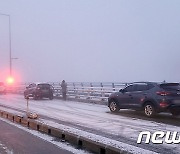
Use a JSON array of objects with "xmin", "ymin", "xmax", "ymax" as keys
[
  {"xmin": 127, "ymin": 82, "xmax": 157, "ymax": 85},
  {"xmin": 29, "ymin": 82, "xmax": 50, "ymax": 85},
  {"xmin": 130, "ymin": 82, "xmax": 180, "ymax": 86},
  {"xmin": 158, "ymin": 82, "xmax": 180, "ymax": 86}
]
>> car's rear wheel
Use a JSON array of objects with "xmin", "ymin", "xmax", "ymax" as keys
[
  {"xmin": 171, "ymin": 110, "xmax": 180, "ymax": 116},
  {"xmin": 144, "ymin": 103, "xmax": 156, "ymax": 117},
  {"xmin": 109, "ymin": 100, "xmax": 120, "ymax": 112},
  {"xmin": 49, "ymin": 94, "xmax": 53, "ymax": 100}
]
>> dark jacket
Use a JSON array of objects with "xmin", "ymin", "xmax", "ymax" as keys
[{"xmin": 61, "ymin": 81, "xmax": 67, "ymax": 93}]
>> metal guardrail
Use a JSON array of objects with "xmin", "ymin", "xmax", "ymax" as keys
[{"xmin": 6, "ymin": 82, "xmax": 128, "ymax": 102}]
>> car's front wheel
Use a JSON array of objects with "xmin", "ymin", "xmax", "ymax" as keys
[
  {"xmin": 24, "ymin": 92, "xmax": 28, "ymax": 99},
  {"xmin": 33, "ymin": 94, "xmax": 37, "ymax": 100},
  {"xmin": 109, "ymin": 100, "xmax": 120, "ymax": 112},
  {"xmin": 144, "ymin": 103, "xmax": 156, "ymax": 117},
  {"xmin": 24, "ymin": 95, "xmax": 28, "ymax": 99}
]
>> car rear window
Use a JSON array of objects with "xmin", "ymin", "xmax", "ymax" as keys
[
  {"xmin": 160, "ymin": 83, "xmax": 180, "ymax": 91},
  {"xmin": 37, "ymin": 84, "xmax": 50, "ymax": 88},
  {"xmin": 135, "ymin": 84, "xmax": 154, "ymax": 91}
]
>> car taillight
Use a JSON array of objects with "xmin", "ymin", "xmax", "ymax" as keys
[
  {"xmin": 156, "ymin": 91, "xmax": 171, "ymax": 96},
  {"xmin": 159, "ymin": 102, "xmax": 169, "ymax": 108}
]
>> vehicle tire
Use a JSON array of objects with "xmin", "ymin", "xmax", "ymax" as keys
[
  {"xmin": 24, "ymin": 93, "xmax": 27, "ymax": 99},
  {"xmin": 144, "ymin": 103, "xmax": 156, "ymax": 117},
  {"xmin": 24, "ymin": 95, "xmax": 27, "ymax": 99},
  {"xmin": 171, "ymin": 110, "xmax": 180, "ymax": 117},
  {"xmin": 33, "ymin": 94, "xmax": 37, "ymax": 100},
  {"xmin": 109, "ymin": 100, "xmax": 120, "ymax": 112},
  {"xmin": 49, "ymin": 94, "xmax": 53, "ymax": 100}
]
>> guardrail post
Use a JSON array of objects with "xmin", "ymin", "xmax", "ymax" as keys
[
  {"xmin": 81, "ymin": 83, "xmax": 83, "ymax": 88},
  {"xmin": 90, "ymin": 83, "xmax": 93, "ymax": 97},
  {"xmin": 101, "ymin": 83, "xmax": 105, "ymax": 101},
  {"xmin": 86, "ymin": 83, "xmax": 91, "ymax": 99},
  {"xmin": 73, "ymin": 83, "xmax": 75, "ymax": 91},
  {"xmin": 74, "ymin": 83, "xmax": 79, "ymax": 99},
  {"xmin": 112, "ymin": 83, "xmax": 115, "ymax": 91},
  {"xmin": 58, "ymin": 82, "xmax": 61, "ymax": 97},
  {"xmin": 81, "ymin": 83, "xmax": 84, "ymax": 98},
  {"xmin": 100, "ymin": 83, "xmax": 103, "ymax": 88}
]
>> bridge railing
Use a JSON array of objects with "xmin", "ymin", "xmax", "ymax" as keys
[{"xmin": 6, "ymin": 82, "xmax": 128, "ymax": 102}]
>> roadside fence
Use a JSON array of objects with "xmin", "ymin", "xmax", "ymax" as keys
[{"xmin": 6, "ymin": 82, "xmax": 128, "ymax": 102}]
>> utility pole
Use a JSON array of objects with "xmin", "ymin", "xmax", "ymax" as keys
[{"xmin": 0, "ymin": 13, "xmax": 18, "ymax": 76}]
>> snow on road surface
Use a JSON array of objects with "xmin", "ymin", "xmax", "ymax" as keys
[
  {"xmin": 0, "ymin": 140, "xmax": 13, "ymax": 154},
  {"xmin": 0, "ymin": 94, "xmax": 179, "ymax": 154}
]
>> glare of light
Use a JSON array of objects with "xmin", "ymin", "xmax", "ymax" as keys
[{"xmin": 6, "ymin": 76, "xmax": 14, "ymax": 85}]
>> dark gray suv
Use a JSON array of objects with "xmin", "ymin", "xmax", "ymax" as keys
[
  {"xmin": 108, "ymin": 82, "xmax": 180, "ymax": 117},
  {"xmin": 24, "ymin": 83, "xmax": 54, "ymax": 100}
]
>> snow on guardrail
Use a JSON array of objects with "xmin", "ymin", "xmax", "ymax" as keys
[{"xmin": 5, "ymin": 82, "xmax": 128, "ymax": 102}]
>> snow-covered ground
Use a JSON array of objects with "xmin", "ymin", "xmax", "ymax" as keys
[{"xmin": 0, "ymin": 94, "xmax": 179, "ymax": 154}]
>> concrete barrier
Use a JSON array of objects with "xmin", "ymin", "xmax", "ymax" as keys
[
  {"xmin": 0, "ymin": 110, "xmax": 3, "ymax": 117},
  {"xmin": 21, "ymin": 118, "xmax": 29, "ymax": 127},
  {"xmin": 64, "ymin": 131, "xmax": 79, "ymax": 145},
  {"xmin": 2, "ymin": 111, "xmax": 8, "ymax": 119},
  {"xmin": 0, "ymin": 109, "xmax": 131, "ymax": 154},
  {"xmin": 14, "ymin": 115, "xmax": 22, "ymax": 123},
  {"xmin": 38, "ymin": 123, "xmax": 51, "ymax": 134},
  {"xmin": 50, "ymin": 127, "xmax": 63, "ymax": 138},
  {"xmin": 7, "ymin": 113, "xmax": 14, "ymax": 121},
  {"xmin": 28, "ymin": 120, "xmax": 38, "ymax": 130}
]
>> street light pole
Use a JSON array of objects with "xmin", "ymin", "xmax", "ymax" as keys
[
  {"xmin": 8, "ymin": 14, "xmax": 12, "ymax": 76},
  {"xmin": 0, "ymin": 13, "xmax": 12, "ymax": 76}
]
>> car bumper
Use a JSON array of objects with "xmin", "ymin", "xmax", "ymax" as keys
[{"xmin": 168, "ymin": 105, "xmax": 180, "ymax": 112}]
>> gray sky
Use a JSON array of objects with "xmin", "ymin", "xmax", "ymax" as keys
[{"xmin": 0, "ymin": 0, "xmax": 180, "ymax": 83}]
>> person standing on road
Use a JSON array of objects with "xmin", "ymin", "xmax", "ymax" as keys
[{"xmin": 61, "ymin": 80, "xmax": 67, "ymax": 100}]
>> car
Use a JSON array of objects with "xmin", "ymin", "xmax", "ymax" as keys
[
  {"xmin": 24, "ymin": 83, "xmax": 54, "ymax": 100},
  {"xmin": 108, "ymin": 82, "xmax": 180, "ymax": 117},
  {"xmin": 0, "ymin": 82, "xmax": 6, "ymax": 94}
]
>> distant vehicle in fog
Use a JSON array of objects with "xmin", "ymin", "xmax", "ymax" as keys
[
  {"xmin": 24, "ymin": 83, "xmax": 54, "ymax": 100},
  {"xmin": 108, "ymin": 82, "xmax": 180, "ymax": 117},
  {"xmin": 0, "ymin": 82, "xmax": 6, "ymax": 94}
]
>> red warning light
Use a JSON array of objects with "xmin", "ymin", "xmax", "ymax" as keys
[{"xmin": 6, "ymin": 76, "xmax": 15, "ymax": 85}]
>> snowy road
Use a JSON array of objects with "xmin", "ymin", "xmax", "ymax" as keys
[{"xmin": 0, "ymin": 94, "xmax": 179, "ymax": 154}]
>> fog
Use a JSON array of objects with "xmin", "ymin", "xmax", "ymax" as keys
[{"xmin": 0, "ymin": 0, "xmax": 180, "ymax": 83}]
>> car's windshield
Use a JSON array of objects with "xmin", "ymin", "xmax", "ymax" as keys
[
  {"xmin": 37, "ymin": 84, "xmax": 50, "ymax": 88},
  {"xmin": 160, "ymin": 83, "xmax": 180, "ymax": 91}
]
